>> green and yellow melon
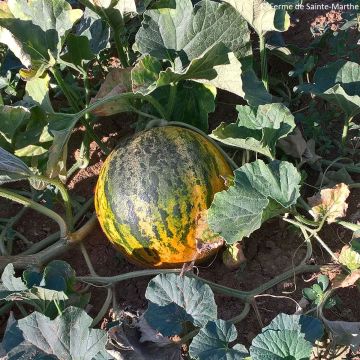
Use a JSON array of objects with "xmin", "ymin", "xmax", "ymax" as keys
[{"xmin": 95, "ymin": 126, "xmax": 232, "ymax": 268}]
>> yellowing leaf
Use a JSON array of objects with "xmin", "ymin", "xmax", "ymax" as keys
[
  {"xmin": 339, "ymin": 245, "xmax": 360, "ymax": 271},
  {"xmin": 308, "ymin": 183, "xmax": 350, "ymax": 224}
]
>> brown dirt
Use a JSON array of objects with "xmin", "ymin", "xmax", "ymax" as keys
[{"xmin": 324, "ymin": 286, "xmax": 360, "ymax": 322}]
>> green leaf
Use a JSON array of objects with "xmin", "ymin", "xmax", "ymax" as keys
[
  {"xmin": 303, "ymin": 288, "xmax": 317, "ymax": 302},
  {"xmin": 0, "ymin": 105, "xmax": 30, "ymax": 151},
  {"xmin": 0, "ymin": 0, "xmax": 82, "ymax": 78},
  {"xmin": 296, "ymin": 60, "xmax": 360, "ymax": 118},
  {"xmin": 1, "ymin": 262, "xmax": 89, "ymax": 319},
  {"xmin": 0, "ymin": 146, "xmax": 33, "ymax": 184},
  {"xmin": 189, "ymin": 319, "xmax": 249, "ymax": 360},
  {"xmin": 210, "ymin": 103, "xmax": 295, "ymax": 159},
  {"xmin": 263, "ymin": 313, "xmax": 323, "ymax": 342},
  {"xmin": 78, "ymin": 0, "xmax": 136, "ymax": 34},
  {"xmin": 208, "ymin": 160, "xmax": 301, "ymax": 244},
  {"xmin": 62, "ymin": 33, "xmax": 95, "ymax": 67},
  {"xmin": 4, "ymin": 287, "xmax": 69, "ymax": 318},
  {"xmin": 131, "ymin": 54, "xmax": 163, "ymax": 94},
  {"xmin": 76, "ymin": 7, "xmax": 110, "ymax": 55},
  {"xmin": 144, "ymin": 274, "xmax": 217, "ymax": 336},
  {"xmin": 251, "ymin": 329, "xmax": 313, "ymax": 359},
  {"xmin": 132, "ymin": 43, "xmax": 230, "ymax": 94},
  {"xmin": 250, "ymin": 314, "xmax": 323, "ymax": 359},
  {"xmin": 151, "ymin": 81, "xmax": 216, "ymax": 131},
  {"xmin": 2, "ymin": 306, "xmax": 107, "ymax": 359},
  {"xmin": 41, "ymin": 260, "xmax": 76, "ymax": 293},
  {"xmin": 133, "ymin": 0, "xmax": 276, "ymax": 103},
  {"xmin": 24, "ymin": 74, "xmax": 53, "ymax": 112},
  {"xmin": 136, "ymin": 0, "xmax": 251, "ymax": 61},
  {"xmin": 223, "ymin": 0, "xmax": 290, "ymax": 36},
  {"xmin": 197, "ymin": 53, "xmax": 272, "ymax": 102},
  {"xmin": 317, "ymin": 274, "xmax": 329, "ymax": 292}
]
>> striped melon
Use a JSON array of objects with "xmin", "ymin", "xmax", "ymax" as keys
[{"xmin": 95, "ymin": 126, "xmax": 232, "ymax": 268}]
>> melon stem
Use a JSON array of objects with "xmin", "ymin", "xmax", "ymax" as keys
[{"xmin": 76, "ymin": 239, "xmax": 319, "ymax": 304}]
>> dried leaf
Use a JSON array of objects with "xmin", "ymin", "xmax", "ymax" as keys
[
  {"xmin": 308, "ymin": 183, "xmax": 350, "ymax": 224},
  {"xmin": 90, "ymin": 68, "xmax": 133, "ymax": 116},
  {"xmin": 332, "ymin": 270, "xmax": 360, "ymax": 288}
]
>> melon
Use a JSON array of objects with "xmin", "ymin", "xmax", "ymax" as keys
[{"xmin": 95, "ymin": 126, "xmax": 232, "ymax": 268}]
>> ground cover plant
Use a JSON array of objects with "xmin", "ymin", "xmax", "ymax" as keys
[{"xmin": 0, "ymin": 0, "xmax": 359, "ymax": 358}]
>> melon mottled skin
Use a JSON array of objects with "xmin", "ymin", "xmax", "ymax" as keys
[{"xmin": 95, "ymin": 126, "xmax": 233, "ymax": 268}]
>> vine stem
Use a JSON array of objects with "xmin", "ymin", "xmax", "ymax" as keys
[
  {"xmin": 91, "ymin": 287, "xmax": 113, "ymax": 327},
  {"xmin": 78, "ymin": 243, "xmax": 320, "ymax": 305},
  {"xmin": 21, "ymin": 196, "xmax": 94, "ymax": 255},
  {"xmin": 51, "ymin": 67, "xmax": 110, "ymax": 155},
  {"xmin": 341, "ymin": 115, "xmax": 353, "ymax": 148},
  {"xmin": 73, "ymin": 92, "xmax": 168, "ymax": 123},
  {"xmin": 166, "ymin": 84, "xmax": 177, "ymax": 119},
  {"xmin": 229, "ymin": 303, "xmax": 251, "ymax": 324},
  {"xmin": 113, "ymin": 30, "xmax": 130, "ymax": 68},
  {"xmin": 0, "ymin": 205, "xmax": 97, "ymax": 271},
  {"xmin": 69, "ymin": 214, "xmax": 98, "ymax": 244},
  {"xmin": 259, "ymin": 34, "xmax": 269, "ymax": 91},
  {"xmin": 0, "ymin": 207, "xmax": 27, "ymax": 256},
  {"xmin": 313, "ymin": 233, "xmax": 340, "ymax": 264},
  {"xmin": 283, "ymin": 217, "xmax": 340, "ymax": 265},
  {"xmin": 79, "ymin": 242, "xmax": 98, "ymax": 276},
  {"xmin": 31, "ymin": 174, "xmax": 73, "ymax": 230},
  {"xmin": 320, "ymin": 159, "xmax": 360, "ymax": 174},
  {"xmin": 0, "ymin": 188, "xmax": 68, "ymax": 239}
]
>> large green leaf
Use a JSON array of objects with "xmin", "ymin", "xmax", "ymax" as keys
[
  {"xmin": 24, "ymin": 75, "xmax": 53, "ymax": 112},
  {"xmin": 147, "ymin": 81, "xmax": 216, "ymax": 131},
  {"xmin": 208, "ymin": 160, "xmax": 301, "ymax": 244},
  {"xmin": 61, "ymin": 34, "xmax": 95, "ymax": 67},
  {"xmin": 76, "ymin": 7, "xmax": 110, "ymax": 55},
  {"xmin": 189, "ymin": 320, "xmax": 249, "ymax": 360},
  {"xmin": 78, "ymin": 0, "xmax": 136, "ymax": 35},
  {"xmin": 132, "ymin": 0, "xmax": 276, "ymax": 106},
  {"xmin": 296, "ymin": 60, "xmax": 360, "ymax": 118},
  {"xmin": 2, "ymin": 287, "xmax": 69, "ymax": 318},
  {"xmin": 1, "ymin": 261, "xmax": 89, "ymax": 319},
  {"xmin": 0, "ymin": 107, "xmax": 73, "ymax": 180},
  {"xmin": 0, "ymin": 0, "xmax": 82, "ymax": 77},
  {"xmin": 2, "ymin": 307, "xmax": 107, "ymax": 360},
  {"xmin": 144, "ymin": 274, "xmax": 217, "ymax": 336},
  {"xmin": 0, "ymin": 106, "xmax": 31, "ymax": 151},
  {"xmin": 223, "ymin": 0, "xmax": 290, "ymax": 36},
  {"xmin": 136, "ymin": 0, "xmax": 251, "ymax": 61},
  {"xmin": 131, "ymin": 43, "xmax": 230, "ymax": 95},
  {"xmin": 250, "ymin": 313, "xmax": 323, "ymax": 359},
  {"xmin": 210, "ymin": 103, "xmax": 295, "ymax": 158}
]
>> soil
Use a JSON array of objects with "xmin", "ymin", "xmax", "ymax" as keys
[
  {"xmin": 1, "ymin": 0, "xmax": 360, "ymax": 357},
  {"xmin": 324, "ymin": 286, "xmax": 360, "ymax": 322}
]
